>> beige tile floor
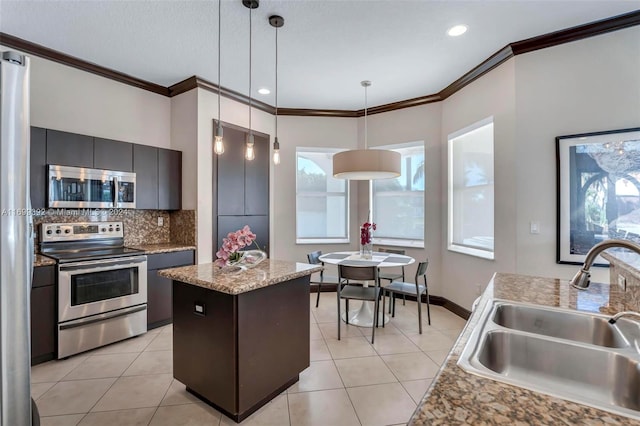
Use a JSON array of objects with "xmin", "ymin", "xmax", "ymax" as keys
[{"xmin": 33, "ymin": 292, "xmax": 466, "ymax": 426}]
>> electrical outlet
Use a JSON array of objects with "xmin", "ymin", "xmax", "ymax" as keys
[
  {"xmin": 157, "ymin": 217, "xmax": 164, "ymax": 226},
  {"xmin": 618, "ymin": 274, "xmax": 627, "ymax": 291}
]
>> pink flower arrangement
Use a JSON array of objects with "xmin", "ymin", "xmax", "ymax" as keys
[
  {"xmin": 360, "ymin": 222, "xmax": 377, "ymax": 246},
  {"xmin": 214, "ymin": 225, "xmax": 258, "ymax": 267}
]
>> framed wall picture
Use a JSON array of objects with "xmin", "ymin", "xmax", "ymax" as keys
[{"xmin": 557, "ymin": 127, "xmax": 640, "ymax": 265}]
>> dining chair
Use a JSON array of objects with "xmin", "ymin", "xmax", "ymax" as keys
[
  {"xmin": 382, "ymin": 260, "xmax": 430, "ymax": 334},
  {"xmin": 337, "ymin": 265, "xmax": 380, "ymax": 344},
  {"xmin": 377, "ymin": 247, "xmax": 407, "ymax": 310},
  {"xmin": 307, "ymin": 250, "xmax": 340, "ymax": 307}
]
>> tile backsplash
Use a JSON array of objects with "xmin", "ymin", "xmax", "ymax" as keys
[{"xmin": 34, "ymin": 209, "xmax": 196, "ymax": 248}]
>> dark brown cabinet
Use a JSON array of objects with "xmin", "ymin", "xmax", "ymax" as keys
[
  {"xmin": 158, "ymin": 149, "xmax": 182, "ymax": 211},
  {"xmin": 147, "ymin": 250, "xmax": 194, "ymax": 329},
  {"xmin": 29, "ymin": 127, "xmax": 183, "ymax": 211},
  {"xmin": 214, "ymin": 123, "xmax": 269, "ymax": 255},
  {"xmin": 31, "ymin": 265, "xmax": 56, "ymax": 365},
  {"xmin": 133, "ymin": 144, "xmax": 159, "ymax": 210},
  {"xmin": 30, "ymin": 127, "xmax": 47, "ymax": 209},
  {"xmin": 46, "ymin": 129, "xmax": 93, "ymax": 168},
  {"xmin": 94, "ymin": 137, "xmax": 133, "ymax": 171}
]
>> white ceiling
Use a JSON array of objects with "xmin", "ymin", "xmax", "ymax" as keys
[{"xmin": 1, "ymin": 0, "xmax": 638, "ymax": 110}]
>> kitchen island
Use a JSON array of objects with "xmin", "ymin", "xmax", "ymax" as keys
[
  {"xmin": 158, "ymin": 260, "xmax": 321, "ymax": 423},
  {"xmin": 410, "ymin": 272, "xmax": 639, "ymax": 425}
]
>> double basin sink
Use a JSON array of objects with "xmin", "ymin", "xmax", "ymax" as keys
[{"xmin": 458, "ymin": 300, "xmax": 640, "ymax": 419}]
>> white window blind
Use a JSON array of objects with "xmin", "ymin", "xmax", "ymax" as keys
[
  {"xmin": 296, "ymin": 148, "xmax": 349, "ymax": 243},
  {"xmin": 372, "ymin": 142, "xmax": 425, "ymax": 247},
  {"xmin": 448, "ymin": 118, "xmax": 495, "ymax": 259}
]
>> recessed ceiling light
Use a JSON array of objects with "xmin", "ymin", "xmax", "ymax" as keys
[
  {"xmin": 258, "ymin": 88, "xmax": 270, "ymax": 95},
  {"xmin": 447, "ymin": 25, "xmax": 468, "ymax": 37}
]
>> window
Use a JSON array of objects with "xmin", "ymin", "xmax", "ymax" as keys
[
  {"xmin": 371, "ymin": 142, "xmax": 425, "ymax": 248},
  {"xmin": 296, "ymin": 148, "xmax": 349, "ymax": 243},
  {"xmin": 448, "ymin": 118, "xmax": 494, "ymax": 259}
]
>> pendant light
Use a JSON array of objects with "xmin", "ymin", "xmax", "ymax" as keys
[
  {"xmin": 213, "ymin": 0, "xmax": 224, "ymax": 155},
  {"xmin": 270, "ymin": 15, "xmax": 284, "ymax": 165},
  {"xmin": 333, "ymin": 81, "xmax": 401, "ymax": 180},
  {"xmin": 243, "ymin": 0, "xmax": 258, "ymax": 161}
]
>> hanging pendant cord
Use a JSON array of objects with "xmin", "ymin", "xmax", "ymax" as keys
[
  {"xmin": 248, "ymin": 4, "xmax": 252, "ymax": 137},
  {"xmin": 364, "ymin": 84, "xmax": 368, "ymax": 150},
  {"xmin": 275, "ymin": 25, "xmax": 278, "ymax": 138},
  {"xmin": 217, "ymin": 0, "xmax": 221, "ymax": 125}
]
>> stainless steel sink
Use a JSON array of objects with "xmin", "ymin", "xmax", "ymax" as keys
[
  {"xmin": 492, "ymin": 303, "xmax": 631, "ymax": 348},
  {"xmin": 459, "ymin": 300, "xmax": 640, "ymax": 420}
]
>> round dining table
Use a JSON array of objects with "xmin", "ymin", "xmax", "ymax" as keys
[{"xmin": 318, "ymin": 251, "xmax": 415, "ymax": 327}]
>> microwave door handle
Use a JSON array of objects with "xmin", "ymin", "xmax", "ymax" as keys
[{"xmin": 112, "ymin": 176, "xmax": 118, "ymax": 208}]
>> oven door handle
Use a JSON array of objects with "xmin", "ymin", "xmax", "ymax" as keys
[
  {"xmin": 59, "ymin": 304, "xmax": 147, "ymax": 330},
  {"xmin": 58, "ymin": 255, "xmax": 147, "ymax": 272}
]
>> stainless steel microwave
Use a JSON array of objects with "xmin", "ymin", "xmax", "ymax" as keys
[{"xmin": 48, "ymin": 165, "xmax": 136, "ymax": 209}]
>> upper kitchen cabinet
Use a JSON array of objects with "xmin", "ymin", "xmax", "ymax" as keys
[
  {"xmin": 133, "ymin": 144, "xmax": 159, "ymax": 210},
  {"xmin": 217, "ymin": 125, "xmax": 246, "ymax": 215},
  {"xmin": 158, "ymin": 149, "xmax": 182, "ymax": 210},
  {"xmin": 94, "ymin": 138, "xmax": 133, "ymax": 171},
  {"xmin": 216, "ymin": 125, "xmax": 269, "ymax": 216},
  {"xmin": 45, "ymin": 129, "xmax": 93, "ymax": 168},
  {"xmin": 30, "ymin": 127, "xmax": 47, "ymax": 209},
  {"xmin": 244, "ymin": 133, "xmax": 269, "ymax": 216}
]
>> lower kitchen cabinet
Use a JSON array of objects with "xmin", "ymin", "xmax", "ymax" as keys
[
  {"xmin": 147, "ymin": 250, "xmax": 195, "ymax": 329},
  {"xmin": 31, "ymin": 265, "xmax": 56, "ymax": 366}
]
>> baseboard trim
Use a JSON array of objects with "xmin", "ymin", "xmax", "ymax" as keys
[{"xmin": 309, "ymin": 285, "xmax": 471, "ymax": 320}]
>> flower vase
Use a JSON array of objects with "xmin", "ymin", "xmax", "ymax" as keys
[
  {"xmin": 224, "ymin": 249, "xmax": 267, "ymax": 271},
  {"xmin": 360, "ymin": 226, "xmax": 373, "ymax": 260}
]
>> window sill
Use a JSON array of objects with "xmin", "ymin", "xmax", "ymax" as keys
[
  {"xmin": 448, "ymin": 244, "xmax": 494, "ymax": 260},
  {"xmin": 296, "ymin": 238, "xmax": 350, "ymax": 245},
  {"xmin": 373, "ymin": 238, "xmax": 424, "ymax": 249}
]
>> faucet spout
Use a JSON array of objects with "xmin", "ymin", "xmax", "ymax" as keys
[
  {"xmin": 609, "ymin": 311, "xmax": 640, "ymax": 324},
  {"xmin": 570, "ymin": 239, "xmax": 640, "ymax": 290}
]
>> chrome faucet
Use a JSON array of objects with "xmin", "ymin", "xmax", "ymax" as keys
[
  {"xmin": 570, "ymin": 239, "xmax": 640, "ymax": 290},
  {"xmin": 609, "ymin": 311, "xmax": 640, "ymax": 324}
]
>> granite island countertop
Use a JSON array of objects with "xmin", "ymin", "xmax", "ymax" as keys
[
  {"xmin": 128, "ymin": 243, "xmax": 196, "ymax": 255},
  {"xmin": 410, "ymin": 272, "xmax": 638, "ymax": 425},
  {"xmin": 158, "ymin": 259, "xmax": 322, "ymax": 295}
]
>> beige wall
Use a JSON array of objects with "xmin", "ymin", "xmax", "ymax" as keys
[
  {"xmin": 440, "ymin": 60, "xmax": 518, "ymax": 309},
  {"xmin": 2, "ymin": 48, "xmax": 172, "ymax": 148},
  {"xmin": 11, "ymin": 26, "xmax": 639, "ymax": 306},
  {"xmin": 273, "ymin": 115, "xmax": 360, "ymax": 268},
  {"xmin": 514, "ymin": 26, "xmax": 640, "ymax": 283},
  {"xmin": 363, "ymin": 103, "xmax": 444, "ymax": 296}
]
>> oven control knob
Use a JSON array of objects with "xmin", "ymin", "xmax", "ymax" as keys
[
  {"xmin": 64, "ymin": 229, "xmax": 71, "ymax": 234},
  {"xmin": 101, "ymin": 228, "xmax": 106, "ymax": 232},
  {"xmin": 55, "ymin": 229, "xmax": 61, "ymax": 234},
  {"xmin": 109, "ymin": 228, "xmax": 113, "ymax": 232},
  {"xmin": 115, "ymin": 227, "xmax": 120, "ymax": 232},
  {"xmin": 46, "ymin": 230, "xmax": 52, "ymax": 235}
]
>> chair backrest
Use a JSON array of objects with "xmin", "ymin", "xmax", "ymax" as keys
[
  {"xmin": 415, "ymin": 260, "xmax": 429, "ymax": 279},
  {"xmin": 378, "ymin": 247, "xmax": 406, "ymax": 255},
  {"xmin": 307, "ymin": 250, "xmax": 322, "ymax": 265},
  {"xmin": 338, "ymin": 265, "xmax": 378, "ymax": 283}
]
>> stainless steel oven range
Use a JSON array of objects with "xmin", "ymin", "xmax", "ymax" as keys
[{"xmin": 40, "ymin": 221, "xmax": 147, "ymax": 358}]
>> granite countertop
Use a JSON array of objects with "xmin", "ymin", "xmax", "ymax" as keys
[
  {"xmin": 410, "ymin": 272, "xmax": 637, "ymax": 425},
  {"xmin": 158, "ymin": 259, "xmax": 322, "ymax": 295},
  {"xmin": 34, "ymin": 254, "xmax": 56, "ymax": 267},
  {"xmin": 128, "ymin": 243, "xmax": 196, "ymax": 254},
  {"xmin": 602, "ymin": 250, "xmax": 640, "ymax": 276}
]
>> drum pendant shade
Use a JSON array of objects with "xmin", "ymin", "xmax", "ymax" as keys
[{"xmin": 333, "ymin": 149, "xmax": 401, "ymax": 180}]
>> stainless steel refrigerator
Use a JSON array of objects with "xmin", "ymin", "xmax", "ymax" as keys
[{"xmin": 0, "ymin": 51, "xmax": 37, "ymax": 425}]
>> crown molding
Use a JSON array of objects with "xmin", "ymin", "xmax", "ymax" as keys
[
  {"xmin": 0, "ymin": 32, "xmax": 169, "ymax": 96},
  {"xmin": 2, "ymin": 9, "xmax": 639, "ymax": 117}
]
